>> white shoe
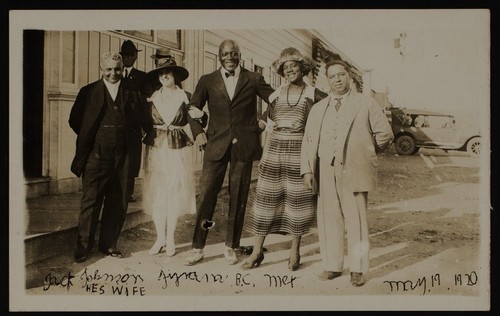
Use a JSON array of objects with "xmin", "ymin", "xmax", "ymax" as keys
[
  {"xmin": 184, "ymin": 248, "xmax": 204, "ymax": 265},
  {"xmin": 148, "ymin": 240, "xmax": 166, "ymax": 255},
  {"xmin": 166, "ymin": 240, "xmax": 176, "ymax": 257},
  {"xmin": 224, "ymin": 247, "xmax": 238, "ymax": 265}
]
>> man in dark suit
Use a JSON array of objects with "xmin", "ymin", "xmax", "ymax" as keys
[
  {"xmin": 119, "ymin": 40, "xmax": 147, "ymax": 202},
  {"xmin": 69, "ymin": 52, "xmax": 153, "ymax": 263},
  {"xmin": 185, "ymin": 39, "xmax": 274, "ymax": 266}
]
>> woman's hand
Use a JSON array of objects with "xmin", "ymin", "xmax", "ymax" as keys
[
  {"xmin": 303, "ymin": 173, "xmax": 314, "ymax": 190},
  {"xmin": 188, "ymin": 106, "xmax": 205, "ymax": 119},
  {"xmin": 196, "ymin": 133, "xmax": 207, "ymax": 151}
]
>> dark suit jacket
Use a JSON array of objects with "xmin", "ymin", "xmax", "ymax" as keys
[
  {"xmin": 189, "ymin": 68, "xmax": 274, "ymax": 162},
  {"xmin": 123, "ymin": 67, "xmax": 150, "ymax": 177},
  {"xmin": 69, "ymin": 79, "xmax": 153, "ymax": 177}
]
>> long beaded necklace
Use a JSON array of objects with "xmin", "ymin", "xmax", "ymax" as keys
[{"xmin": 286, "ymin": 83, "xmax": 306, "ymax": 107}]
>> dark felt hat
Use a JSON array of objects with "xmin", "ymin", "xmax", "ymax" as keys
[
  {"xmin": 120, "ymin": 40, "xmax": 141, "ymax": 55},
  {"xmin": 145, "ymin": 58, "xmax": 189, "ymax": 83}
]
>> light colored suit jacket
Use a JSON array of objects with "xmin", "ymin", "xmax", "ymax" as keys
[{"xmin": 301, "ymin": 90, "xmax": 394, "ymax": 193}]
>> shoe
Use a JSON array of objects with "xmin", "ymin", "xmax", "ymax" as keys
[
  {"xmin": 288, "ymin": 254, "xmax": 301, "ymax": 271},
  {"xmin": 350, "ymin": 272, "xmax": 365, "ymax": 287},
  {"xmin": 100, "ymin": 247, "xmax": 123, "ymax": 258},
  {"xmin": 74, "ymin": 249, "xmax": 87, "ymax": 263},
  {"xmin": 319, "ymin": 271, "xmax": 342, "ymax": 281},
  {"xmin": 129, "ymin": 195, "xmax": 137, "ymax": 202},
  {"xmin": 166, "ymin": 240, "xmax": 176, "ymax": 257},
  {"xmin": 224, "ymin": 247, "xmax": 238, "ymax": 265},
  {"xmin": 166, "ymin": 247, "xmax": 176, "ymax": 257},
  {"xmin": 240, "ymin": 246, "xmax": 268, "ymax": 255},
  {"xmin": 184, "ymin": 248, "xmax": 204, "ymax": 266},
  {"xmin": 242, "ymin": 252, "xmax": 264, "ymax": 269},
  {"xmin": 148, "ymin": 241, "xmax": 166, "ymax": 255}
]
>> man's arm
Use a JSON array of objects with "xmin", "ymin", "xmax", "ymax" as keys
[
  {"xmin": 368, "ymin": 99, "xmax": 394, "ymax": 152},
  {"xmin": 187, "ymin": 76, "xmax": 209, "ymax": 148},
  {"xmin": 68, "ymin": 85, "xmax": 90, "ymax": 134},
  {"xmin": 255, "ymin": 74, "xmax": 275, "ymax": 104}
]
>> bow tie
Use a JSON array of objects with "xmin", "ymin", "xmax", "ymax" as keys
[{"xmin": 225, "ymin": 71, "xmax": 235, "ymax": 78}]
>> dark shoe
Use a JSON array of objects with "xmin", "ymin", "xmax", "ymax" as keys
[
  {"xmin": 319, "ymin": 271, "xmax": 342, "ymax": 281},
  {"xmin": 288, "ymin": 254, "xmax": 301, "ymax": 271},
  {"xmin": 74, "ymin": 249, "xmax": 87, "ymax": 263},
  {"xmin": 129, "ymin": 195, "xmax": 137, "ymax": 202},
  {"xmin": 350, "ymin": 272, "xmax": 365, "ymax": 287},
  {"xmin": 240, "ymin": 246, "xmax": 268, "ymax": 255},
  {"xmin": 242, "ymin": 252, "xmax": 264, "ymax": 269},
  {"xmin": 101, "ymin": 247, "xmax": 123, "ymax": 258}
]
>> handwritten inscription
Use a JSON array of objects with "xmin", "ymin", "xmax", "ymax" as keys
[
  {"xmin": 157, "ymin": 270, "xmax": 297, "ymax": 289},
  {"xmin": 157, "ymin": 270, "xmax": 229, "ymax": 288},
  {"xmin": 43, "ymin": 271, "xmax": 75, "ymax": 291},
  {"xmin": 384, "ymin": 271, "xmax": 478, "ymax": 295},
  {"xmin": 79, "ymin": 268, "xmax": 146, "ymax": 296}
]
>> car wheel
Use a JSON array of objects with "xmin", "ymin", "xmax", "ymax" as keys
[
  {"xmin": 466, "ymin": 137, "xmax": 481, "ymax": 156},
  {"xmin": 395, "ymin": 135, "xmax": 417, "ymax": 155}
]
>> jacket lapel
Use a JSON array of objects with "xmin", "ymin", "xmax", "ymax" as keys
[
  {"xmin": 120, "ymin": 82, "xmax": 129, "ymax": 111},
  {"xmin": 338, "ymin": 91, "xmax": 362, "ymax": 147},
  {"xmin": 214, "ymin": 70, "xmax": 231, "ymax": 103},
  {"xmin": 231, "ymin": 68, "xmax": 250, "ymax": 105}
]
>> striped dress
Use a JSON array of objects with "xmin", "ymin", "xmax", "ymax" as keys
[{"xmin": 247, "ymin": 84, "xmax": 318, "ymax": 236}]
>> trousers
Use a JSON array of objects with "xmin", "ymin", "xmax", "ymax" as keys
[
  {"xmin": 76, "ymin": 127, "xmax": 130, "ymax": 252},
  {"xmin": 317, "ymin": 158, "xmax": 370, "ymax": 273},
  {"xmin": 192, "ymin": 144, "xmax": 253, "ymax": 249}
]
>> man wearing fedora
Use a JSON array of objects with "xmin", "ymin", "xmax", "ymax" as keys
[
  {"xmin": 119, "ymin": 40, "xmax": 147, "ymax": 203},
  {"xmin": 184, "ymin": 39, "xmax": 275, "ymax": 266},
  {"xmin": 69, "ymin": 52, "xmax": 153, "ymax": 263}
]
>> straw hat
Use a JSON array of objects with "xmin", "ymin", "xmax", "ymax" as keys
[
  {"xmin": 272, "ymin": 47, "xmax": 315, "ymax": 77},
  {"xmin": 150, "ymin": 47, "xmax": 173, "ymax": 60}
]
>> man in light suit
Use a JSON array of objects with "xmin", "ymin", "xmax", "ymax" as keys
[
  {"xmin": 69, "ymin": 52, "xmax": 153, "ymax": 263},
  {"xmin": 301, "ymin": 59, "xmax": 393, "ymax": 286},
  {"xmin": 119, "ymin": 40, "xmax": 147, "ymax": 202},
  {"xmin": 185, "ymin": 39, "xmax": 274, "ymax": 265}
]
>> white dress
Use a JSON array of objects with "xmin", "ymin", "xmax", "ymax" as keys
[{"xmin": 143, "ymin": 87, "xmax": 196, "ymax": 218}]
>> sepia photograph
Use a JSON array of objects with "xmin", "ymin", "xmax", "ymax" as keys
[{"xmin": 9, "ymin": 9, "xmax": 490, "ymax": 311}]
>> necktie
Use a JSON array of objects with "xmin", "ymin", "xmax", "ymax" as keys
[
  {"xmin": 334, "ymin": 97, "xmax": 342, "ymax": 111},
  {"xmin": 225, "ymin": 71, "xmax": 235, "ymax": 78},
  {"xmin": 125, "ymin": 69, "xmax": 129, "ymax": 78}
]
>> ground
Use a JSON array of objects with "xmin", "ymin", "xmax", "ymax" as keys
[{"xmin": 23, "ymin": 146, "xmax": 486, "ymax": 306}]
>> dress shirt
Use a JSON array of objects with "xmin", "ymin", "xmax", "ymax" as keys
[
  {"xmin": 103, "ymin": 79, "xmax": 121, "ymax": 101},
  {"xmin": 124, "ymin": 67, "xmax": 133, "ymax": 78},
  {"xmin": 220, "ymin": 65, "xmax": 241, "ymax": 100}
]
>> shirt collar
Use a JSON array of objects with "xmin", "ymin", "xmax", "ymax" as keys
[
  {"xmin": 220, "ymin": 65, "xmax": 241, "ymax": 78},
  {"xmin": 330, "ymin": 89, "xmax": 350, "ymax": 100},
  {"xmin": 103, "ymin": 78, "xmax": 121, "ymax": 91}
]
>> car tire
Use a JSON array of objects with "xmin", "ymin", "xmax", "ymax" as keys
[
  {"xmin": 395, "ymin": 135, "xmax": 417, "ymax": 155},
  {"xmin": 466, "ymin": 137, "xmax": 481, "ymax": 156}
]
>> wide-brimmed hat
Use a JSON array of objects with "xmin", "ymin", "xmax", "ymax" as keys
[
  {"xmin": 151, "ymin": 47, "xmax": 173, "ymax": 60},
  {"xmin": 272, "ymin": 47, "xmax": 315, "ymax": 77},
  {"xmin": 145, "ymin": 58, "xmax": 189, "ymax": 83},
  {"xmin": 119, "ymin": 40, "xmax": 141, "ymax": 55}
]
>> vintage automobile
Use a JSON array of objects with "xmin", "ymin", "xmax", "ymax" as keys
[{"xmin": 387, "ymin": 108, "xmax": 481, "ymax": 156}]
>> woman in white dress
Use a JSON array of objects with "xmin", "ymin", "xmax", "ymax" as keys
[{"xmin": 142, "ymin": 58, "xmax": 206, "ymax": 256}]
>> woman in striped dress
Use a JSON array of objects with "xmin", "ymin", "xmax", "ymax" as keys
[{"xmin": 244, "ymin": 48, "xmax": 327, "ymax": 270}]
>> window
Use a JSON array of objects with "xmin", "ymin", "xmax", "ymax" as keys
[{"xmin": 119, "ymin": 30, "xmax": 181, "ymax": 49}]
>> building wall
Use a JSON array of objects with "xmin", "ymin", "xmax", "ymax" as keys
[{"xmin": 38, "ymin": 29, "xmax": 362, "ymax": 195}]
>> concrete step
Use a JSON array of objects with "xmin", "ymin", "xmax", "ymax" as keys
[{"xmin": 25, "ymin": 162, "xmax": 260, "ymax": 265}]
